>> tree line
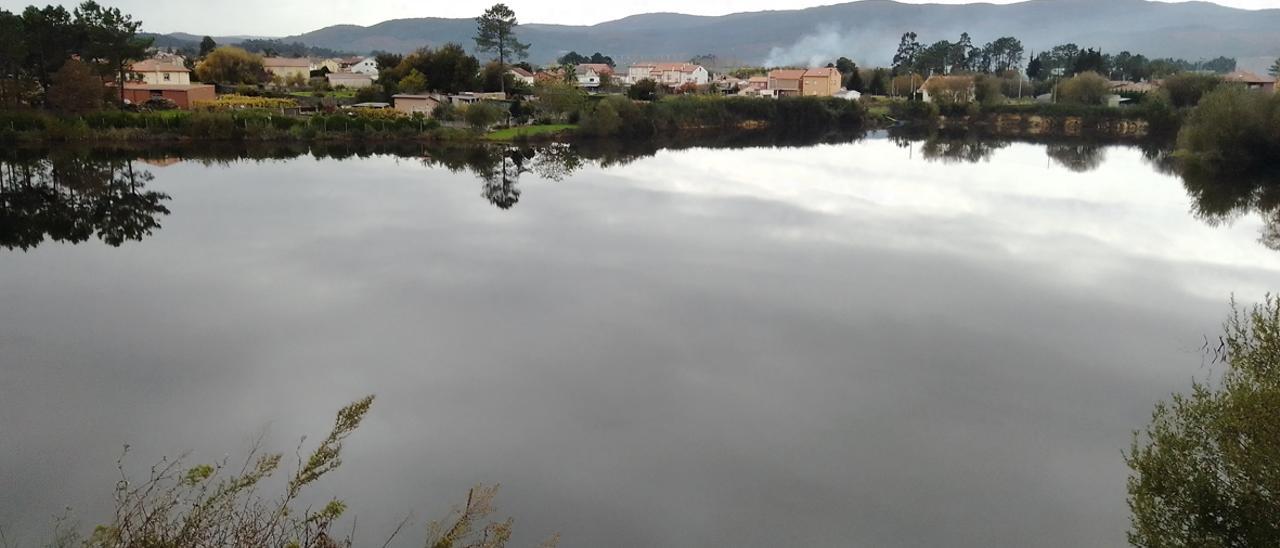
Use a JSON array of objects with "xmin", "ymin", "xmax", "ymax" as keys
[
  {"xmin": 892, "ymin": 32, "xmax": 1025, "ymax": 77},
  {"xmin": 1027, "ymin": 44, "xmax": 1236, "ymax": 82},
  {"xmin": 0, "ymin": 2, "xmax": 151, "ymax": 108}
]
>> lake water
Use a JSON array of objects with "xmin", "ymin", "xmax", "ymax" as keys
[{"xmin": 2, "ymin": 135, "xmax": 1278, "ymax": 547}]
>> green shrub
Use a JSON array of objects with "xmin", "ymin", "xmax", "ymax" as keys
[
  {"xmin": 464, "ymin": 102, "xmax": 505, "ymax": 130},
  {"xmin": 1055, "ymin": 71, "xmax": 1111, "ymax": 106},
  {"xmin": 890, "ymin": 99, "xmax": 939, "ymax": 122},
  {"xmin": 183, "ymin": 111, "xmax": 237, "ymax": 139},
  {"xmin": 1177, "ymin": 86, "xmax": 1280, "ymax": 174},
  {"xmin": 1163, "ymin": 72, "xmax": 1223, "ymax": 109},
  {"xmin": 45, "ymin": 117, "xmax": 90, "ymax": 141},
  {"xmin": 628, "ymin": 78, "xmax": 660, "ymax": 101}
]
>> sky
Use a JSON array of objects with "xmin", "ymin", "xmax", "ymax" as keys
[{"xmin": 0, "ymin": 0, "xmax": 1276, "ymax": 36}]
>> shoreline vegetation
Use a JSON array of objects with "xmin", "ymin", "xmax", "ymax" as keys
[{"xmin": 1, "ymin": 93, "xmax": 1181, "ymax": 146}]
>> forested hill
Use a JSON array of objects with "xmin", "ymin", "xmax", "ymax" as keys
[{"xmin": 157, "ymin": 0, "xmax": 1280, "ymax": 70}]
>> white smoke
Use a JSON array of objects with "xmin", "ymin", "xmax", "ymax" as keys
[{"xmin": 762, "ymin": 24, "xmax": 876, "ymax": 68}]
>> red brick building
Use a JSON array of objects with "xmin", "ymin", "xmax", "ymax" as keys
[{"xmin": 121, "ymin": 83, "xmax": 216, "ymax": 109}]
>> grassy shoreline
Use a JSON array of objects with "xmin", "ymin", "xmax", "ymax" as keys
[{"xmin": 0, "ymin": 97, "xmax": 1182, "ymax": 146}]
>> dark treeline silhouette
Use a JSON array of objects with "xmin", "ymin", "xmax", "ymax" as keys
[{"xmin": 0, "ymin": 152, "xmax": 169, "ymax": 250}]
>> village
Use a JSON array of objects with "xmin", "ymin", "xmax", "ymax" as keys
[
  {"xmin": 117, "ymin": 52, "xmax": 874, "ymax": 113},
  {"xmin": 116, "ymin": 44, "xmax": 1278, "ymax": 129}
]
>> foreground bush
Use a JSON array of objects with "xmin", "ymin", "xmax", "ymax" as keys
[
  {"xmin": 1127, "ymin": 297, "xmax": 1280, "ymax": 547},
  {"xmin": 55, "ymin": 396, "xmax": 556, "ymax": 548}
]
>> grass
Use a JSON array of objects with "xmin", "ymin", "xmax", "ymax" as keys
[{"xmin": 484, "ymin": 124, "xmax": 576, "ymax": 141}]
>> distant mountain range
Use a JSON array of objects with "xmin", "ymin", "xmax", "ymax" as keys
[{"xmin": 151, "ymin": 0, "xmax": 1280, "ymax": 71}]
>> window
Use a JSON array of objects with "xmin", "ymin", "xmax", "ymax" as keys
[{"xmin": 163, "ymin": 73, "xmax": 170, "ymax": 81}]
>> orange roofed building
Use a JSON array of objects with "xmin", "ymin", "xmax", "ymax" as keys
[
  {"xmin": 802, "ymin": 67, "xmax": 842, "ymax": 97},
  {"xmin": 767, "ymin": 69, "xmax": 806, "ymax": 97}
]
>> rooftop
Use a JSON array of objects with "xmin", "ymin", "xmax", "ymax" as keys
[
  {"xmin": 633, "ymin": 62, "xmax": 703, "ymax": 73},
  {"xmin": 122, "ymin": 83, "xmax": 214, "ymax": 91},
  {"xmin": 130, "ymin": 59, "xmax": 189, "ymax": 73},
  {"xmin": 1223, "ymin": 70, "xmax": 1275, "ymax": 84},
  {"xmin": 262, "ymin": 57, "xmax": 311, "ymax": 68},
  {"xmin": 803, "ymin": 67, "xmax": 840, "ymax": 78},
  {"xmin": 769, "ymin": 69, "xmax": 807, "ymax": 80}
]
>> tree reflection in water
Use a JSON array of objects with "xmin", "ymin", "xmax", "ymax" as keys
[
  {"xmin": 5, "ymin": 136, "xmax": 1278, "ymax": 252},
  {"xmin": 420, "ymin": 144, "xmax": 587, "ymax": 210},
  {"xmin": 0, "ymin": 154, "xmax": 170, "ymax": 250},
  {"xmin": 1045, "ymin": 144, "xmax": 1106, "ymax": 173},
  {"xmin": 1179, "ymin": 161, "xmax": 1280, "ymax": 252}
]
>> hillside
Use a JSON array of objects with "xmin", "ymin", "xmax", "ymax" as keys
[{"xmin": 155, "ymin": 0, "xmax": 1280, "ymax": 70}]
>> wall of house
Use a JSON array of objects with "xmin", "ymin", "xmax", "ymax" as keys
[
  {"xmin": 393, "ymin": 97, "xmax": 439, "ymax": 115},
  {"xmin": 266, "ymin": 67, "xmax": 309, "ymax": 80},
  {"xmin": 627, "ymin": 67, "xmax": 652, "ymax": 84},
  {"xmin": 329, "ymin": 77, "xmax": 373, "ymax": 89},
  {"xmin": 352, "ymin": 60, "xmax": 379, "ymax": 76},
  {"xmin": 802, "ymin": 75, "xmax": 839, "ymax": 97},
  {"xmin": 122, "ymin": 86, "xmax": 215, "ymax": 109},
  {"xmin": 133, "ymin": 71, "xmax": 191, "ymax": 85}
]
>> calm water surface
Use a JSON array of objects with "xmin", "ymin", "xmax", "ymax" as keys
[{"xmin": 2, "ymin": 136, "xmax": 1278, "ymax": 547}]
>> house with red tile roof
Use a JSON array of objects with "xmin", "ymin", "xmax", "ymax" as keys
[
  {"xmin": 1223, "ymin": 71, "xmax": 1276, "ymax": 93},
  {"xmin": 767, "ymin": 69, "xmax": 806, "ymax": 97},
  {"xmin": 507, "ymin": 67, "xmax": 535, "ymax": 86}
]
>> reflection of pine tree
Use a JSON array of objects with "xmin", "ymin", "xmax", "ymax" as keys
[
  {"xmin": 919, "ymin": 133, "xmax": 1009, "ymax": 164},
  {"xmin": 530, "ymin": 144, "xmax": 584, "ymax": 182},
  {"xmin": 480, "ymin": 152, "xmax": 529, "ymax": 210},
  {"xmin": 1046, "ymin": 144, "xmax": 1105, "ymax": 173},
  {"xmin": 0, "ymin": 156, "xmax": 169, "ymax": 250}
]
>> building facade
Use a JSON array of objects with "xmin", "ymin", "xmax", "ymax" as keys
[
  {"xmin": 351, "ymin": 57, "xmax": 379, "ymax": 77},
  {"xmin": 129, "ymin": 59, "xmax": 191, "ymax": 85},
  {"xmin": 327, "ymin": 73, "xmax": 373, "ymax": 89},
  {"xmin": 262, "ymin": 58, "xmax": 311, "ymax": 80},
  {"xmin": 627, "ymin": 63, "xmax": 709, "ymax": 87},
  {"xmin": 767, "ymin": 69, "xmax": 805, "ymax": 97},
  {"xmin": 802, "ymin": 67, "xmax": 842, "ymax": 97},
  {"xmin": 392, "ymin": 94, "xmax": 444, "ymax": 115},
  {"xmin": 121, "ymin": 83, "xmax": 216, "ymax": 109}
]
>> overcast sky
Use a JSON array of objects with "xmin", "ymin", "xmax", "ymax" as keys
[{"xmin": 0, "ymin": 0, "xmax": 1275, "ymax": 36}]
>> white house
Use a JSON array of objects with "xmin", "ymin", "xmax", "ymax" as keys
[
  {"xmin": 626, "ymin": 62, "xmax": 709, "ymax": 87},
  {"xmin": 508, "ymin": 67, "xmax": 535, "ymax": 86},
  {"xmin": 574, "ymin": 63, "xmax": 614, "ymax": 88},
  {"xmin": 351, "ymin": 57, "xmax": 379, "ymax": 77}
]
